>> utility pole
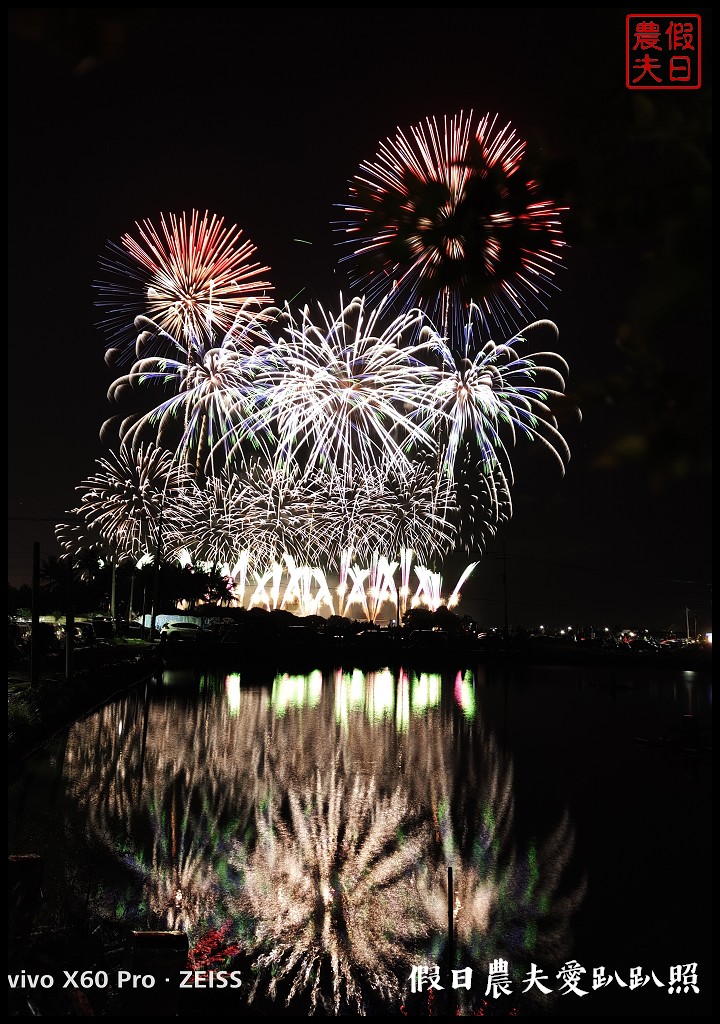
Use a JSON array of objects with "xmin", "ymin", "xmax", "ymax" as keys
[
  {"xmin": 149, "ymin": 500, "xmax": 165, "ymax": 639},
  {"xmin": 30, "ymin": 541, "xmax": 40, "ymax": 686},
  {"xmin": 65, "ymin": 567, "xmax": 74, "ymax": 681},
  {"xmin": 502, "ymin": 543, "xmax": 509, "ymax": 639}
]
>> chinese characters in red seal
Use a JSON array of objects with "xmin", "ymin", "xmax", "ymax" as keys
[{"xmin": 626, "ymin": 14, "xmax": 701, "ymax": 89}]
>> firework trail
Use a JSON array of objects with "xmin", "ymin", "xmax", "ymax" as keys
[
  {"xmin": 358, "ymin": 462, "xmax": 459, "ymax": 564},
  {"xmin": 306, "ymin": 462, "xmax": 457, "ymax": 566},
  {"xmin": 232, "ymin": 461, "xmax": 332, "ymax": 567},
  {"xmin": 163, "ymin": 472, "xmax": 248, "ymax": 572},
  {"xmin": 164, "ymin": 466, "xmax": 310, "ymax": 574}
]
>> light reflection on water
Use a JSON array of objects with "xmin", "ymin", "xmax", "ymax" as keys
[{"xmin": 8, "ymin": 660, "xmax": 712, "ymax": 1016}]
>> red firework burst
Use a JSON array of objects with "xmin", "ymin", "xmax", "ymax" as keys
[
  {"xmin": 335, "ymin": 111, "xmax": 568, "ymax": 342},
  {"xmin": 95, "ymin": 209, "xmax": 275, "ymax": 363}
]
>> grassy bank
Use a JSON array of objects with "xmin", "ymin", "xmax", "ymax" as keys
[{"xmin": 8, "ymin": 639, "xmax": 161, "ymax": 768}]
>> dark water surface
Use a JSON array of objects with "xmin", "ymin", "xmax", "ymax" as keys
[{"xmin": 8, "ymin": 658, "xmax": 712, "ymax": 1017}]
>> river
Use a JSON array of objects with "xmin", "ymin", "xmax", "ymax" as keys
[{"xmin": 8, "ymin": 656, "xmax": 712, "ymax": 1017}]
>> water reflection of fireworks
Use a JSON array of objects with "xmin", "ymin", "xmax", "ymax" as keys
[
  {"xmin": 64, "ymin": 684, "xmax": 270, "ymax": 935},
  {"xmin": 57, "ymin": 670, "xmax": 584, "ymax": 1015},
  {"xmin": 405, "ymin": 712, "xmax": 586, "ymax": 1012},
  {"xmin": 232, "ymin": 760, "xmax": 431, "ymax": 1014}
]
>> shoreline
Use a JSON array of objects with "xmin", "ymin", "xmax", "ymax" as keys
[{"xmin": 8, "ymin": 636, "xmax": 710, "ymax": 768}]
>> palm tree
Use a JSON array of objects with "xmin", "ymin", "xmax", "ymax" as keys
[{"xmin": 39, "ymin": 555, "xmax": 64, "ymax": 595}]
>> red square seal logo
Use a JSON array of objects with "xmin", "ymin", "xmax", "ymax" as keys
[{"xmin": 626, "ymin": 14, "xmax": 702, "ymax": 89}]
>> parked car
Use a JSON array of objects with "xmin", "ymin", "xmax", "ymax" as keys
[
  {"xmin": 91, "ymin": 616, "xmax": 116, "ymax": 643},
  {"xmin": 61, "ymin": 621, "xmax": 96, "ymax": 648},
  {"xmin": 159, "ymin": 621, "xmax": 214, "ymax": 643},
  {"xmin": 158, "ymin": 621, "xmax": 216, "ymax": 665}
]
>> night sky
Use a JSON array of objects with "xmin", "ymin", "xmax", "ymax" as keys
[{"xmin": 7, "ymin": 7, "xmax": 713, "ymax": 633}]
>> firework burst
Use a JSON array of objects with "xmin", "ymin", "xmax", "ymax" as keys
[
  {"xmin": 336, "ymin": 111, "xmax": 567, "ymax": 340},
  {"xmin": 55, "ymin": 442, "xmax": 189, "ymax": 578},
  {"xmin": 95, "ymin": 210, "xmax": 275, "ymax": 365},
  {"xmin": 248, "ymin": 293, "xmax": 439, "ymax": 489},
  {"xmin": 102, "ymin": 312, "xmax": 278, "ymax": 479},
  {"xmin": 77, "ymin": 131, "xmax": 577, "ymax": 590},
  {"xmin": 358, "ymin": 461, "xmax": 459, "ymax": 564},
  {"xmin": 234, "ymin": 460, "xmax": 331, "ymax": 566},
  {"xmin": 163, "ymin": 472, "xmax": 248, "ymax": 572},
  {"xmin": 164, "ymin": 462, "xmax": 330, "ymax": 573},
  {"xmin": 420, "ymin": 313, "xmax": 573, "ymax": 483},
  {"xmin": 55, "ymin": 510, "xmax": 121, "ymax": 573}
]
